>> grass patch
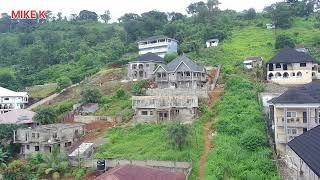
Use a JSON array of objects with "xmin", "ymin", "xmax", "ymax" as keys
[
  {"xmin": 96, "ymin": 111, "xmax": 213, "ymax": 180},
  {"xmin": 27, "ymin": 83, "xmax": 58, "ymax": 98}
]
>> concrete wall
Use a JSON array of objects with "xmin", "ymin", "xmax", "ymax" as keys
[
  {"xmin": 74, "ymin": 115, "xmax": 122, "ymax": 124},
  {"xmin": 81, "ymin": 158, "xmax": 192, "ymax": 178},
  {"xmin": 146, "ymin": 88, "xmax": 208, "ymax": 98}
]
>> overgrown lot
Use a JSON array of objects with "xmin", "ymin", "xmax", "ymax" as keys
[{"xmin": 205, "ymin": 76, "xmax": 278, "ymax": 179}]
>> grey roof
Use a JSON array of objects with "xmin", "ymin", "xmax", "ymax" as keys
[
  {"xmin": 0, "ymin": 109, "xmax": 35, "ymax": 125},
  {"xmin": 161, "ymin": 55, "xmax": 206, "ymax": 72},
  {"xmin": 288, "ymin": 125, "xmax": 320, "ymax": 177},
  {"xmin": 269, "ymin": 48, "xmax": 316, "ymax": 64},
  {"xmin": 269, "ymin": 82, "xmax": 320, "ymax": 104},
  {"xmin": 139, "ymin": 35, "xmax": 170, "ymax": 42},
  {"xmin": 134, "ymin": 53, "xmax": 164, "ymax": 63}
]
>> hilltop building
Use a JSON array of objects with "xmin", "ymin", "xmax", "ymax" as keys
[
  {"xmin": 127, "ymin": 53, "xmax": 164, "ymax": 81},
  {"xmin": 14, "ymin": 123, "xmax": 84, "ymax": 156},
  {"xmin": 0, "ymin": 87, "xmax": 28, "ymax": 114},
  {"xmin": 243, "ymin": 57, "xmax": 263, "ymax": 70},
  {"xmin": 206, "ymin": 39, "xmax": 219, "ymax": 48},
  {"xmin": 138, "ymin": 36, "xmax": 178, "ymax": 58},
  {"xmin": 266, "ymin": 48, "xmax": 320, "ymax": 85},
  {"xmin": 268, "ymin": 82, "xmax": 320, "ymax": 155}
]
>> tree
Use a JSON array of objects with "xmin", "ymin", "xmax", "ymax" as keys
[
  {"xmin": 167, "ymin": 12, "xmax": 185, "ymax": 23},
  {"xmin": 265, "ymin": 2, "xmax": 293, "ymax": 29},
  {"xmin": 131, "ymin": 80, "xmax": 147, "ymax": 95},
  {"xmin": 164, "ymin": 53, "xmax": 178, "ymax": 63},
  {"xmin": 243, "ymin": 8, "xmax": 257, "ymax": 20},
  {"xmin": 56, "ymin": 76, "xmax": 72, "ymax": 92},
  {"xmin": 100, "ymin": 10, "xmax": 111, "ymax": 23},
  {"xmin": 167, "ymin": 123, "xmax": 190, "ymax": 150},
  {"xmin": 39, "ymin": 145, "xmax": 69, "ymax": 180},
  {"xmin": 0, "ymin": 148, "xmax": 8, "ymax": 168},
  {"xmin": 57, "ymin": 12, "xmax": 62, "ymax": 21},
  {"xmin": 80, "ymin": 87, "xmax": 102, "ymax": 104},
  {"xmin": 275, "ymin": 34, "xmax": 295, "ymax": 49},
  {"xmin": 33, "ymin": 107, "xmax": 57, "ymax": 125},
  {"xmin": 78, "ymin": 10, "xmax": 98, "ymax": 21}
]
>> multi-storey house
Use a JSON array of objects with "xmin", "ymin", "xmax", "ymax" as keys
[
  {"xmin": 0, "ymin": 87, "xmax": 28, "ymax": 114},
  {"xmin": 138, "ymin": 36, "xmax": 178, "ymax": 58},
  {"xmin": 269, "ymin": 82, "xmax": 320, "ymax": 155},
  {"xmin": 127, "ymin": 53, "xmax": 164, "ymax": 81},
  {"xmin": 266, "ymin": 48, "xmax": 320, "ymax": 85},
  {"xmin": 14, "ymin": 123, "xmax": 84, "ymax": 156},
  {"xmin": 153, "ymin": 55, "xmax": 208, "ymax": 89}
]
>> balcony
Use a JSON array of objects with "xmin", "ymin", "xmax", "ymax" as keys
[
  {"xmin": 138, "ymin": 42, "xmax": 170, "ymax": 49},
  {"xmin": 277, "ymin": 133, "xmax": 300, "ymax": 143},
  {"xmin": 177, "ymin": 76, "xmax": 192, "ymax": 81},
  {"xmin": 276, "ymin": 117, "xmax": 318, "ymax": 127}
]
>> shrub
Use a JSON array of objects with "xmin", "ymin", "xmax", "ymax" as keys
[
  {"xmin": 275, "ymin": 34, "xmax": 295, "ymax": 49},
  {"xmin": 131, "ymin": 80, "xmax": 147, "ymax": 95},
  {"xmin": 56, "ymin": 76, "xmax": 72, "ymax": 92},
  {"xmin": 167, "ymin": 123, "xmax": 190, "ymax": 150},
  {"xmin": 240, "ymin": 129, "xmax": 266, "ymax": 151},
  {"xmin": 80, "ymin": 87, "xmax": 102, "ymax": 104},
  {"xmin": 33, "ymin": 107, "xmax": 58, "ymax": 124}
]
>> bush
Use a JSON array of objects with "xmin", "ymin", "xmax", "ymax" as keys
[
  {"xmin": 56, "ymin": 76, "xmax": 72, "ymax": 92},
  {"xmin": 33, "ymin": 107, "xmax": 58, "ymax": 124},
  {"xmin": 275, "ymin": 34, "xmax": 295, "ymax": 49},
  {"xmin": 80, "ymin": 87, "xmax": 102, "ymax": 104},
  {"xmin": 167, "ymin": 123, "xmax": 190, "ymax": 150},
  {"xmin": 131, "ymin": 80, "xmax": 147, "ymax": 95},
  {"xmin": 240, "ymin": 129, "xmax": 266, "ymax": 151}
]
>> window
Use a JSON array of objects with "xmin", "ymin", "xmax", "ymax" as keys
[
  {"xmin": 35, "ymin": 146, "xmax": 40, "ymax": 151},
  {"xmin": 287, "ymin": 112, "xmax": 297, "ymax": 118},
  {"xmin": 32, "ymin": 133, "xmax": 35, "ymax": 138},
  {"xmin": 141, "ymin": 111, "xmax": 148, "ymax": 115},
  {"xmin": 65, "ymin": 142, "xmax": 72, "ymax": 147},
  {"xmin": 26, "ymin": 145, "xmax": 30, "ymax": 150},
  {"xmin": 300, "ymin": 63, "xmax": 306, "ymax": 67},
  {"xmin": 4, "ymin": 98, "xmax": 9, "ymax": 101},
  {"xmin": 150, "ymin": 111, "xmax": 153, "ymax": 115},
  {"xmin": 276, "ymin": 63, "xmax": 281, "ymax": 68},
  {"xmin": 287, "ymin": 128, "xmax": 297, "ymax": 135},
  {"xmin": 146, "ymin": 64, "xmax": 149, "ymax": 67}
]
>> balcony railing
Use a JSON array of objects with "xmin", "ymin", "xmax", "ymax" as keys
[
  {"xmin": 276, "ymin": 117, "xmax": 318, "ymax": 127},
  {"xmin": 139, "ymin": 42, "xmax": 170, "ymax": 49}
]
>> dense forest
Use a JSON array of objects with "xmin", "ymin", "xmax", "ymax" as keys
[{"xmin": 0, "ymin": 0, "xmax": 318, "ymax": 91}]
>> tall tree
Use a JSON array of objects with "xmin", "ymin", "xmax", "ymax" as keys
[
  {"xmin": 78, "ymin": 10, "xmax": 98, "ymax": 21},
  {"xmin": 100, "ymin": 10, "xmax": 111, "ymax": 23}
]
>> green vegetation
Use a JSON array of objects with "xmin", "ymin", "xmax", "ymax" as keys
[
  {"xmin": 167, "ymin": 123, "xmax": 191, "ymax": 150},
  {"xmin": 131, "ymin": 80, "xmax": 148, "ymax": 95},
  {"xmin": 56, "ymin": 76, "xmax": 72, "ymax": 92},
  {"xmin": 80, "ymin": 87, "xmax": 102, "ymax": 104},
  {"xmin": 95, "ymin": 88, "xmax": 133, "ymax": 122},
  {"xmin": 27, "ymin": 83, "xmax": 58, "ymax": 99},
  {"xmin": 205, "ymin": 76, "xmax": 278, "ymax": 179},
  {"xmin": 33, "ymin": 107, "xmax": 58, "ymax": 124},
  {"xmin": 96, "ymin": 111, "xmax": 213, "ymax": 180}
]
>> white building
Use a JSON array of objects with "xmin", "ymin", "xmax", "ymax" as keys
[
  {"xmin": 243, "ymin": 57, "xmax": 263, "ymax": 70},
  {"xmin": 0, "ymin": 87, "xmax": 28, "ymax": 114},
  {"xmin": 206, "ymin": 39, "xmax": 219, "ymax": 48},
  {"xmin": 266, "ymin": 48, "xmax": 320, "ymax": 85},
  {"xmin": 138, "ymin": 36, "xmax": 178, "ymax": 58},
  {"xmin": 266, "ymin": 23, "xmax": 275, "ymax": 29}
]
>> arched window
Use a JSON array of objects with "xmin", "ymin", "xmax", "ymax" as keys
[
  {"xmin": 275, "ymin": 72, "xmax": 282, "ymax": 78},
  {"xmin": 138, "ymin": 64, "xmax": 143, "ymax": 69},
  {"xmin": 297, "ymin": 72, "xmax": 302, "ymax": 77},
  {"xmin": 291, "ymin": 72, "xmax": 296, "ymax": 77},
  {"xmin": 268, "ymin": 73, "xmax": 274, "ymax": 80},
  {"xmin": 283, "ymin": 72, "xmax": 289, "ymax": 78},
  {"xmin": 276, "ymin": 63, "xmax": 281, "ymax": 68}
]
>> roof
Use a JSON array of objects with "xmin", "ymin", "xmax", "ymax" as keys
[
  {"xmin": 133, "ymin": 53, "xmax": 164, "ymax": 63},
  {"xmin": 95, "ymin": 165, "xmax": 186, "ymax": 180},
  {"xmin": 139, "ymin": 35, "xmax": 177, "ymax": 43},
  {"xmin": 288, "ymin": 125, "xmax": 320, "ymax": 177},
  {"xmin": 159, "ymin": 55, "xmax": 206, "ymax": 73},
  {"xmin": 269, "ymin": 82, "xmax": 320, "ymax": 104},
  {"xmin": 0, "ymin": 109, "xmax": 35, "ymax": 125},
  {"xmin": 0, "ymin": 87, "xmax": 28, "ymax": 97},
  {"xmin": 269, "ymin": 48, "xmax": 316, "ymax": 64}
]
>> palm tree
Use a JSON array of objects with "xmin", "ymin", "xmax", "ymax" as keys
[
  {"xmin": 0, "ymin": 148, "xmax": 8, "ymax": 168},
  {"xmin": 38, "ymin": 145, "xmax": 69, "ymax": 180}
]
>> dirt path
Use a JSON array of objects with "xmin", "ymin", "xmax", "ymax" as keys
[{"xmin": 198, "ymin": 87, "xmax": 224, "ymax": 180}]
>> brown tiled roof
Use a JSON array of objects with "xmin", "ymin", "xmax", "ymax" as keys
[{"xmin": 95, "ymin": 165, "xmax": 186, "ymax": 180}]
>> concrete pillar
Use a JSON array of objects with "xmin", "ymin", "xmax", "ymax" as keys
[{"xmin": 284, "ymin": 107, "xmax": 288, "ymax": 144}]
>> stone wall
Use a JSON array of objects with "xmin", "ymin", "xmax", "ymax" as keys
[{"xmin": 74, "ymin": 115, "xmax": 122, "ymax": 124}]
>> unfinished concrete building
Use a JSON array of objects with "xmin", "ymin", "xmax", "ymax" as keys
[
  {"xmin": 132, "ymin": 96, "xmax": 198, "ymax": 123},
  {"xmin": 153, "ymin": 55, "xmax": 208, "ymax": 89},
  {"xmin": 128, "ymin": 53, "xmax": 164, "ymax": 81},
  {"xmin": 14, "ymin": 123, "xmax": 84, "ymax": 156}
]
